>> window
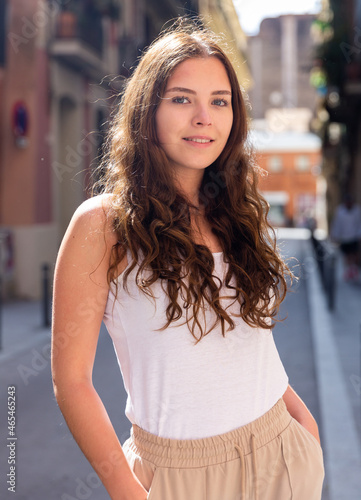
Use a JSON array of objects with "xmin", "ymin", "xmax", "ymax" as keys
[
  {"xmin": 268, "ymin": 156, "xmax": 283, "ymax": 172},
  {"xmin": 262, "ymin": 191, "xmax": 289, "ymax": 227},
  {"xmin": 295, "ymin": 155, "xmax": 311, "ymax": 171}
]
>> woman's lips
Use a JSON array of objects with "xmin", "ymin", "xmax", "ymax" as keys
[{"xmin": 183, "ymin": 136, "xmax": 214, "ymax": 145}]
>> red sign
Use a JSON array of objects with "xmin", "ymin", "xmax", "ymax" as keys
[{"xmin": 12, "ymin": 101, "xmax": 29, "ymax": 137}]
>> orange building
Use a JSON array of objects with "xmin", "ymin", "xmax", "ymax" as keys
[{"xmin": 251, "ymin": 129, "xmax": 323, "ymax": 227}]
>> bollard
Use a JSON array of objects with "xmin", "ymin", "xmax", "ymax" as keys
[
  {"xmin": 0, "ymin": 271, "xmax": 2, "ymax": 351},
  {"xmin": 327, "ymin": 250, "xmax": 336, "ymax": 311},
  {"xmin": 311, "ymin": 235, "xmax": 337, "ymax": 311},
  {"xmin": 0, "ymin": 240, "xmax": 3, "ymax": 351},
  {"xmin": 41, "ymin": 263, "xmax": 51, "ymax": 327},
  {"xmin": 318, "ymin": 241, "xmax": 326, "ymax": 287}
]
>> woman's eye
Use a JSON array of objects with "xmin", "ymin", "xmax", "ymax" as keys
[
  {"xmin": 213, "ymin": 98, "xmax": 228, "ymax": 107},
  {"xmin": 172, "ymin": 96, "xmax": 190, "ymax": 104}
]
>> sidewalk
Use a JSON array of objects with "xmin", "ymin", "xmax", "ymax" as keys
[
  {"xmin": 275, "ymin": 228, "xmax": 361, "ymax": 500},
  {"xmin": 331, "ymin": 253, "xmax": 361, "ymax": 441},
  {"xmin": 0, "ymin": 300, "xmax": 51, "ymax": 363},
  {"xmin": 304, "ymin": 241, "xmax": 361, "ymax": 500}
]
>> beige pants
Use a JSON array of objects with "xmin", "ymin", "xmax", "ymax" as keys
[{"xmin": 122, "ymin": 399, "xmax": 325, "ymax": 500}]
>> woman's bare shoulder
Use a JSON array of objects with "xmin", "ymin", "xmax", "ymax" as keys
[
  {"xmin": 69, "ymin": 194, "xmax": 118, "ymax": 247},
  {"xmin": 74, "ymin": 193, "xmax": 115, "ymax": 220},
  {"xmin": 56, "ymin": 194, "xmax": 120, "ymax": 288}
]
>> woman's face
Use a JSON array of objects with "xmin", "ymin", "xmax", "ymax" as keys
[{"xmin": 155, "ymin": 57, "xmax": 233, "ymax": 178}]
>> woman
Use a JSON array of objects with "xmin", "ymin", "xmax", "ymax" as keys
[
  {"xmin": 331, "ymin": 194, "xmax": 361, "ymax": 281},
  {"xmin": 52, "ymin": 20, "xmax": 324, "ymax": 500}
]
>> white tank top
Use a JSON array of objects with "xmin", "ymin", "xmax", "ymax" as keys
[{"xmin": 103, "ymin": 251, "xmax": 288, "ymax": 439}]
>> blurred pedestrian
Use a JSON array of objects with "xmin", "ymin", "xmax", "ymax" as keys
[
  {"xmin": 51, "ymin": 19, "xmax": 324, "ymax": 500},
  {"xmin": 331, "ymin": 194, "xmax": 361, "ymax": 281}
]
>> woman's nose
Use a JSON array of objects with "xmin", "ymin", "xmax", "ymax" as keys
[{"xmin": 193, "ymin": 104, "xmax": 212, "ymax": 126}]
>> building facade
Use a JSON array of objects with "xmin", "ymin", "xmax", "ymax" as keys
[
  {"xmin": 251, "ymin": 126, "xmax": 323, "ymax": 228},
  {"xmin": 248, "ymin": 14, "xmax": 318, "ymax": 119},
  {"xmin": 311, "ymin": 0, "xmax": 361, "ymax": 228},
  {"xmin": 245, "ymin": 12, "xmax": 324, "ymax": 229},
  {"xmin": 251, "ymin": 114, "xmax": 326, "ymax": 229}
]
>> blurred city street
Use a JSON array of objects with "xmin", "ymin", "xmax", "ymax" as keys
[
  {"xmin": 0, "ymin": 232, "xmax": 360, "ymax": 499},
  {"xmin": 1, "ymin": 1, "xmax": 361, "ymax": 499}
]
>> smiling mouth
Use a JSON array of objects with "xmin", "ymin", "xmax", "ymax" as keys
[{"xmin": 183, "ymin": 138, "xmax": 214, "ymax": 143}]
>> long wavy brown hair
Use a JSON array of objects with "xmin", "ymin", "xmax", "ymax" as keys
[{"xmin": 95, "ymin": 19, "xmax": 291, "ymax": 342}]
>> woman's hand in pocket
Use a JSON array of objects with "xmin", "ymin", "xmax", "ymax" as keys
[
  {"xmin": 114, "ymin": 476, "xmax": 148, "ymax": 500},
  {"xmin": 297, "ymin": 416, "xmax": 321, "ymax": 445},
  {"xmin": 283, "ymin": 385, "xmax": 321, "ymax": 445}
]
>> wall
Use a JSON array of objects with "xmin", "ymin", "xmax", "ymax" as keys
[
  {"xmin": 257, "ymin": 149, "xmax": 321, "ymax": 227},
  {"xmin": 0, "ymin": 0, "xmax": 58, "ymax": 299},
  {"xmin": 248, "ymin": 14, "xmax": 318, "ymax": 119}
]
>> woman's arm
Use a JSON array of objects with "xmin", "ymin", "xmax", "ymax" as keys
[
  {"xmin": 51, "ymin": 196, "xmax": 148, "ymax": 500},
  {"xmin": 282, "ymin": 385, "xmax": 321, "ymax": 444}
]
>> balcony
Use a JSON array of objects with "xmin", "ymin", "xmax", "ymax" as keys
[{"xmin": 49, "ymin": 10, "xmax": 105, "ymax": 80}]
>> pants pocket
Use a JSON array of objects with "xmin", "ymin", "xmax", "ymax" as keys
[
  {"xmin": 147, "ymin": 468, "xmax": 160, "ymax": 500},
  {"xmin": 292, "ymin": 418, "xmax": 324, "ymax": 457},
  {"xmin": 122, "ymin": 438, "xmax": 157, "ymax": 494},
  {"xmin": 282, "ymin": 418, "xmax": 325, "ymax": 499}
]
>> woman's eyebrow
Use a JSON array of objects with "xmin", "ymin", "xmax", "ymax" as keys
[
  {"xmin": 165, "ymin": 86, "xmax": 231, "ymax": 96},
  {"xmin": 212, "ymin": 90, "xmax": 232, "ymax": 96}
]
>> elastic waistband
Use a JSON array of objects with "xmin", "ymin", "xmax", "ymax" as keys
[{"xmin": 129, "ymin": 398, "xmax": 292, "ymax": 468}]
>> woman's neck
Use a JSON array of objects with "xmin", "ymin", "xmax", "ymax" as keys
[{"xmin": 173, "ymin": 169, "xmax": 204, "ymax": 206}]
